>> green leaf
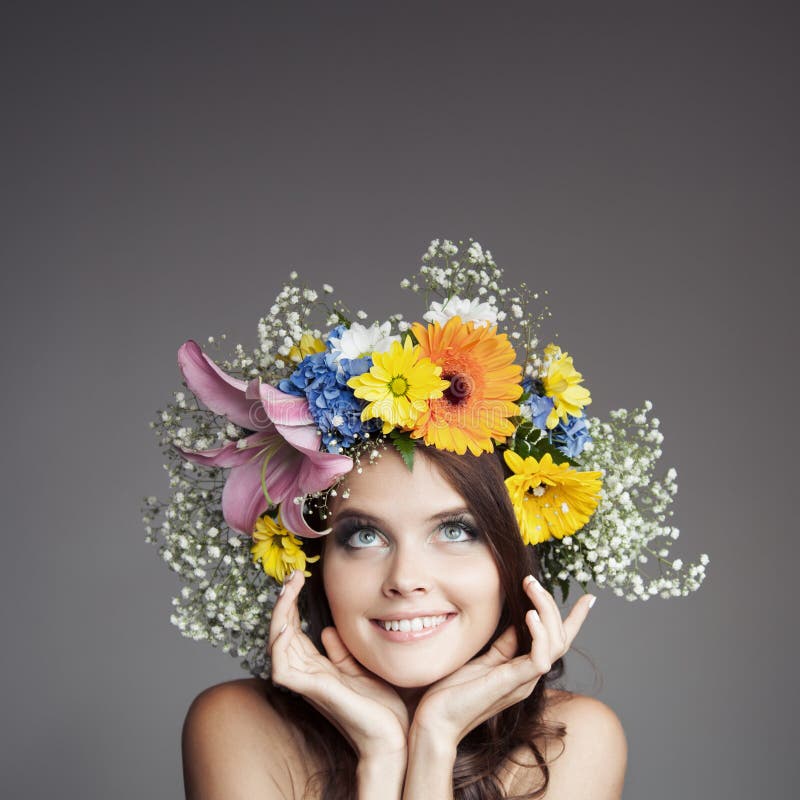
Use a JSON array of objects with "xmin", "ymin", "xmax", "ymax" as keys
[
  {"xmin": 528, "ymin": 438, "xmax": 581, "ymax": 468},
  {"xmin": 516, "ymin": 420, "xmax": 534, "ymax": 440},
  {"xmin": 389, "ymin": 430, "xmax": 416, "ymax": 472}
]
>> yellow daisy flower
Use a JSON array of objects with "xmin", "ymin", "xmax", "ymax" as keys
[
  {"xmin": 504, "ymin": 449, "xmax": 602, "ymax": 544},
  {"xmin": 541, "ymin": 344, "xmax": 591, "ymax": 429},
  {"xmin": 251, "ymin": 512, "xmax": 319, "ymax": 582},
  {"xmin": 347, "ymin": 336, "xmax": 449, "ymax": 434},
  {"xmin": 289, "ymin": 332, "xmax": 326, "ymax": 364}
]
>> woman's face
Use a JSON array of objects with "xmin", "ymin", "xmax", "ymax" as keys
[{"xmin": 322, "ymin": 449, "xmax": 504, "ymax": 688}]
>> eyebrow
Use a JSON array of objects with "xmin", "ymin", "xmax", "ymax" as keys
[{"xmin": 331, "ymin": 506, "xmax": 474, "ymax": 527}]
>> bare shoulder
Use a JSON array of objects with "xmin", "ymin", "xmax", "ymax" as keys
[
  {"xmin": 541, "ymin": 689, "xmax": 627, "ymax": 798},
  {"xmin": 504, "ymin": 689, "xmax": 627, "ymax": 799},
  {"xmin": 182, "ymin": 678, "xmax": 310, "ymax": 800}
]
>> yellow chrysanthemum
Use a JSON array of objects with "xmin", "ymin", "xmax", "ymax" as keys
[
  {"xmin": 409, "ymin": 317, "xmax": 522, "ymax": 455},
  {"xmin": 251, "ymin": 512, "xmax": 319, "ymax": 583},
  {"xmin": 347, "ymin": 336, "xmax": 449, "ymax": 434},
  {"xmin": 504, "ymin": 450, "xmax": 602, "ymax": 545},
  {"xmin": 289, "ymin": 332, "xmax": 326, "ymax": 364},
  {"xmin": 541, "ymin": 344, "xmax": 591, "ymax": 429}
]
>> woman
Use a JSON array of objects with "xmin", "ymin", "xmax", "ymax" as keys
[
  {"xmin": 157, "ymin": 240, "xmax": 701, "ymax": 798},
  {"xmin": 181, "ymin": 444, "xmax": 627, "ymax": 799}
]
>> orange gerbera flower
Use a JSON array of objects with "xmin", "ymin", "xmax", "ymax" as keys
[{"xmin": 409, "ymin": 316, "xmax": 523, "ymax": 455}]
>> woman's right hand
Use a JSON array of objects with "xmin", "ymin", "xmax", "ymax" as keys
[{"xmin": 268, "ymin": 570, "xmax": 409, "ymax": 763}]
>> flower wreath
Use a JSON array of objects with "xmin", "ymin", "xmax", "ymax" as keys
[{"xmin": 144, "ymin": 239, "xmax": 708, "ymax": 677}]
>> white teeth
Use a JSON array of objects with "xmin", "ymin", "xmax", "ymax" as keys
[{"xmin": 379, "ymin": 614, "xmax": 449, "ymax": 632}]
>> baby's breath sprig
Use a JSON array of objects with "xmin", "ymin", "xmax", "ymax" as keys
[
  {"xmin": 552, "ymin": 403, "xmax": 709, "ymax": 601},
  {"xmin": 400, "ymin": 238, "xmax": 551, "ymax": 376},
  {"xmin": 145, "ymin": 397, "xmax": 277, "ymax": 677}
]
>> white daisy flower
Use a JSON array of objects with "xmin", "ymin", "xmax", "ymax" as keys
[
  {"xmin": 423, "ymin": 295, "xmax": 498, "ymax": 327},
  {"xmin": 328, "ymin": 321, "xmax": 399, "ymax": 362}
]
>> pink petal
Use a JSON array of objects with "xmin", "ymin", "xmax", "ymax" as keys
[
  {"xmin": 262, "ymin": 445, "xmax": 304, "ymax": 504},
  {"xmin": 273, "ymin": 421, "xmax": 324, "ymax": 453},
  {"xmin": 294, "ymin": 448, "xmax": 353, "ymax": 496},
  {"xmin": 280, "ymin": 496, "xmax": 331, "ymax": 538},
  {"xmin": 221, "ymin": 458, "xmax": 271, "ymax": 535},
  {"xmin": 258, "ymin": 382, "xmax": 315, "ymax": 427},
  {"xmin": 178, "ymin": 340, "xmax": 265, "ymax": 430},
  {"xmin": 177, "ymin": 431, "xmax": 274, "ymax": 468}
]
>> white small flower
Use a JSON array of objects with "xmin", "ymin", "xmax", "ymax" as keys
[
  {"xmin": 423, "ymin": 296, "xmax": 498, "ymax": 327},
  {"xmin": 322, "ymin": 283, "xmax": 334, "ymax": 294},
  {"xmin": 329, "ymin": 321, "xmax": 399, "ymax": 362},
  {"xmin": 467, "ymin": 241, "xmax": 484, "ymax": 262}
]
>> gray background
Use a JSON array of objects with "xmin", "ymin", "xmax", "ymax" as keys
[{"xmin": 2, "ymin": 2, "xmax": 797, "ymax": 798}]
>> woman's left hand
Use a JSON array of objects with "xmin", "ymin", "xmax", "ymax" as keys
[{"xmin": 410, "ymin": 575, "xmax": 594, "ymax": 747}]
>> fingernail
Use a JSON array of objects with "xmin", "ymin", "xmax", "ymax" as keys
[
  {"xmin": 588, "ymin": 595, "xmax": 597, "ymax": 609},
  {"xmin": 279, "ymin": 622, "xmax": 288, "ymax": 634},
  {"xmin": 278, "ymin": 584, "xmax": 286, "ymax": 596},
  {"xmin": 284, "ymin": 570, "xmax": 296, "ymax": 582},
  {"xmin": 529, "ymin": 610, "xmax": 540, "ymax": 622}
]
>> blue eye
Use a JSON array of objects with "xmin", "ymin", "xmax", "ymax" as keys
[
  {"xmin": 436, "ymin": 520, "xmax": 475, "ymax": 542},
  {"xmin": 345, "ymin": 529, "xmax": 385, "ymax": 549}
]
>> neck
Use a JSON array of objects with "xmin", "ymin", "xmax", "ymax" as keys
[{"xmin": 396, "ymin": 685, "xmax": 428, "ymax": 718}]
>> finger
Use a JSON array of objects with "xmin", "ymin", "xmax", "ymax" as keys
[
  {"xmin": 524, "ymin": 575, "xmax": 567, "ymax": 657},
  {"xmin": 562, "ymin": 593, "xmax": 596, "ymax": 650},
  {"xmin": 526, "ymin": 607, "xmax": 554, "ymax": 675},
  {"xmin": 320, "ymin": 627, "xmax": 368, "ymax": 678},
  {"xmin": 268, "ymin": 570, "xmax": 305, "ymax": 649},
  {"xmin": 476, "ymin": 626, "xmax": 518, "ymax": 666}
]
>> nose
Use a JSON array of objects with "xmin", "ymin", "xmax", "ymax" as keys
[{"xmin": 381, "ymin": 541, "xmax": 432, "ymax": 598}]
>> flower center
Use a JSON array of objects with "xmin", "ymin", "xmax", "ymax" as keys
[
  {"xmin": 389, "ymin": 376, "xmax": 409, "ymax": 396},
  {"xmin": 442, "ymin": 372, "xmax": 472, "ymax": 406}
]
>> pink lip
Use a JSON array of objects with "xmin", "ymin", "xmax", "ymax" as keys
[{"xmin": 370, "ymin": 613, "xmax": 457, "ymax": 643}]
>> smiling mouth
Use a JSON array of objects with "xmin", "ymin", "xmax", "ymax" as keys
[
  {"xmin": 370, "ymin": 613, "xmax": 457, "ymax": 639},
  {"xmin": 377, "ymin": 614, "xmax": 448, "ymax": 632}
]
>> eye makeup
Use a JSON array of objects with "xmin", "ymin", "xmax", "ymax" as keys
[
  {"xmin": 331, "ymin": 516, "xmax": 387, "ymax": 551},
  {"xmin": 330, "ymin": 511, "xmax": 481, "ymax": 551},
  {"xmin": 432, "ymin": 513, "xmax": 479, "ymax": 543}
]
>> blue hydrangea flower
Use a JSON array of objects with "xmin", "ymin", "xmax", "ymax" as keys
[
  {"xmin": 279, "ymin": 349, "xmax": 377, "ymax": 453},
  {"xmin": 550, "ymin": 414, "xmax": 591, "ymax": 458},
  {"xmin": 521, "ymin": 379, "xmax": 590, "ymax": 458},
  {"xmin": 522, "ymin": 379, "xmax": 555, "ymax": 431}
]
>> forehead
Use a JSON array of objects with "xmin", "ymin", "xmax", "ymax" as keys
[{"xmin": 330, "ymin": 448, "xmax": 465, "ymax": 522}]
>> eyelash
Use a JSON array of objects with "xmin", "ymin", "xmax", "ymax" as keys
[{"xmin": 335, "ymin": 515, "xmax": 478, "ymax": 551}]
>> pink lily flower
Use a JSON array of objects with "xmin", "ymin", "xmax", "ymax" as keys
[{"xmin": 176, "ymin": 340, "xmax": 352, "ymax": 537}]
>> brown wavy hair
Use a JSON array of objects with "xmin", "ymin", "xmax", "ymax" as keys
[{"xmin": 266, "ymin": 446, "xmax": 567, "ymax": 799}]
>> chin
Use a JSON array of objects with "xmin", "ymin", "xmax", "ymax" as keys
[{"xmin": 359, "ymin": 652, "xmax": 464, "ymax": 688}]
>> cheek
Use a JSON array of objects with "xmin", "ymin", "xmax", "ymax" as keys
[{"xmin": 322, "ymin": 555, "xmax": 372, "ymax": 624}]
